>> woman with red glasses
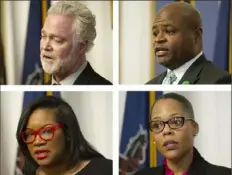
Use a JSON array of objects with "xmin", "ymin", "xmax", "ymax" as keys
[{"xmin": 16, "ymin": 96, "xmax": 112, "ymax": 175}]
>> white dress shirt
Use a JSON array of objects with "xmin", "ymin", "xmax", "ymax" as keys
[
  {"xmin": 162, "ymin": 51, "xmax": 203, "ymax": 85},
  {"xmin": 52, "ymin": 61, "xmax": 88, "ymax": 85}
]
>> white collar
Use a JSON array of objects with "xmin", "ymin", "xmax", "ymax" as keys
[
  {"xmin": 165, "ymin": 51, "xmax": 203, "ymax": 84},
  {"xmin": 52, "ymin": 61, "xmax": 88, "ymax": 85}
]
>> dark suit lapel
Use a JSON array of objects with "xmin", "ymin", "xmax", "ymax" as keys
[
  {"xmin": 178, "ymin": 54, "xmax": 207, "ymax": 84},
  {"xmin": 188, "ymin": 148, "xmax": 207, "ymax": 175},
  {"xmin": 156, "ymin": 72, "xmax": 167, "ymax": 84},
  {"xmin": 73, "ymin": 62, "xmax": 94, "ymax": 85}
]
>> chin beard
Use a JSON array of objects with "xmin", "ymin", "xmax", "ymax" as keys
[
  {"xmin": 41, "ymin": 59, "xmax": 63, "ymax": 74},
  {"xmin": 41, "ymin": 49, "xmax": 77, "ymax": 76}
]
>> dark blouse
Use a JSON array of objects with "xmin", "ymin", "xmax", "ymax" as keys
[{"xmin": 75, "ymin": 157, "xmax": 112, "ymax": 175}]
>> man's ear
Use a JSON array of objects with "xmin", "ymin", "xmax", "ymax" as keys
[
  {"xmin": 78, "ymin": 40, "xmax": 88, "ymax": 54},
  {"xmin": 192, "ymin": 121, "xmax": 199, "ymax": 136},
  {"xmin": 194, "ymin": 27, "xmax": 202, "ymax": 44}
]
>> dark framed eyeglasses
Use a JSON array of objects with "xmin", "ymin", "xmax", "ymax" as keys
[
  {"xmin": 149, "ymin": 117, "xmax": 194, "ymax": 133},
  {"xmin": 21, "ymin": 124, "xmax": 64, "ymax": 144}
]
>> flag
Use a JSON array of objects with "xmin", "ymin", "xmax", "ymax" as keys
[
  {"xmin": 119, "ymin": 91, "xmax": 164, "ymax": 174},
  {"xmin": 14, "ymin": 91, "xmax": 60, "ymax": 175},
  {"xmin": 22, "ymin": 0, "xmax": 51, "ymax": 85},
  {"xmin": 119, "ymin": 92, "xmax": 149, "ymax": 175},
  {"xmin": 213, "ymin": 0, "xmax": 232, "ymax": 73}
]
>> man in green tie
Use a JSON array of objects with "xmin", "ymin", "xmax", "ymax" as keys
[{"xmin": 146, "ymin": 2, "xmax": 231, "ymax": 85}]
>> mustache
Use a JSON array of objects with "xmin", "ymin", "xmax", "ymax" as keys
[{"xmin": 41, "ymin": 51, "xmax": 55, "ymax": 58}]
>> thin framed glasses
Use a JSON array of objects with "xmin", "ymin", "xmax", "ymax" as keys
[
  {"xmin": 149, "ymin": 117, "xmax": 194, "ymax": 133},
  {"xmin": 21, "ymin": 124, "xmax": 64, "ymax": 144}
]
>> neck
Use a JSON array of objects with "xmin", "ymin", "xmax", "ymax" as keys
[
  {"xmin": 37, "ymin": 160, "xmax": 91, "ymax": 175},
  {"xmin": 54, "ymin": 55, "xmax": 86, "ymax": 83},
  {"xmin": 36, "ymin": 163, "xmax": 69, "ymax": 175},
  {"xmin": 168, "ymin": 51, "xmax": 201, "ymax": 70},
  {"xmin": 166, "ymin": 148, "xmax": 193, "ymax": 175}
]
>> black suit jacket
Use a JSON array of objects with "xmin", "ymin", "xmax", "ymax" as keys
[
  {"xmin": 146, "ymin": 54, "xmax": 231, "ymax": 84},
  {"xmin": 135, "ymin": 148, "xmax": 231, "ymax": 175},
  {"xmin": 215, "ymin": 74, "xmax": 232, "ymax": 84},
  {"xmin": 75, "ymin": 157, "xmax": 112, "ymax": 175},
  {"xmin": 73, "ymin": 62, "xmax": 112, "ymax": 85}
]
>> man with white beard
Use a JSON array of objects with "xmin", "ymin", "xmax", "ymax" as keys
[{"xmin": 40, "ymin": 1, "xmax": 112, "ymax": 85}]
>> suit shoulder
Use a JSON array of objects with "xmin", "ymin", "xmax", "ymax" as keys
[
  {"xmin": 80, "ymin": 62, "xmax": 112, "ymax": 85},
  {"xmin": 193, "ymin": 59, "xmax": 230, "ymax": 84},
  {"xmin": 215, "ymin": 74, "xmax": 232, "ymax": 84},
  {"xmin": 95, "ymin": 158, "xmax": 112, "ymax": 174},
  {"xmin": 91, "ymin": 71, "xmax": 112, "ymax": 85},
  {"xmin": 203, "ymin": 60, "xmax": 229, "ymax": 77},
  {"xmin": 82, "ymin": 157, "xmax": 112, "ymax": 175},
  {"xmin": 93, "ymin": 157, "xmax": 112, "ymax": 166},
  {"xmin": 92, "ymin": 157, "xmax": 112, "ymax": 169},
  {"xmin": 206, "ymin": 161, "xmax": 231, "ymax": 175}
]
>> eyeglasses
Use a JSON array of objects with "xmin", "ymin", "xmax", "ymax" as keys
[
  {"xmin": 21, "ymin": 124, "xmax": 64, "ymax": 144},
  {"xmin": 149, "ymin": 117, "xmax": 194, "ymax": 133}
]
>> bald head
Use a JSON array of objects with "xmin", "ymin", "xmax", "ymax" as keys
[
  {"xmin": 152, "ymin": 2, "xmax": 203, "ymax": 70},
  {"xmin": 159, "ymin": 2, "xmax": 202, "ymax": 30}
]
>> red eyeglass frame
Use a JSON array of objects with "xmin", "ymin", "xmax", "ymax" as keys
[{"xmin": 20, "ymin": 124, "xmax": 64, "ymax": 144}]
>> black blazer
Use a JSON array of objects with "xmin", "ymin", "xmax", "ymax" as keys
[
  {"xmin": 73, "ymin": 62, "xmax": 112, "ymax": 85},
  {"xmin": 146, "ymin": 54, "xmax": 231, "ymax": 84},
  {"xmin": 135, "ymin": 148, "xmax": 231, "ymax": 175},
  {"xmin": 215, "ymin": 74, "xmax": 232, "ymax": 84},
  {"xmin": 75, "ymin": 157, "xmax": 112, "ymax": 175}
]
